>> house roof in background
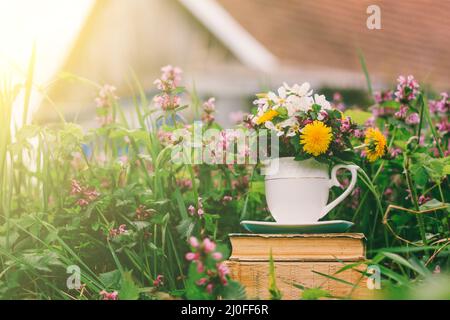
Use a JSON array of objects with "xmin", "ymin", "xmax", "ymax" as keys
[
  {"xmin": 216, "ymin": 0, "xmax": 450, "ymax": 89},
  {"xmin": 178, "ymin": 0, "xmax": 278, "ymax": 72}
]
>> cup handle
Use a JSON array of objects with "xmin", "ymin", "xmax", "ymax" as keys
[{"xmin": 319, "ymin": 164, "xmax": 359, "ymax": 219}]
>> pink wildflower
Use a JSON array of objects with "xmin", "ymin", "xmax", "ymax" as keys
[
  {"xmin": 389, "ymin": 148, "xmax": 402, "ymax": 158},
  {"xmin": 354, "ymin": 129, "xmax": 365, "ymax": 138},
  {"xmin": 223, "ymin": 195, "xmax": 233, "ymax": 202},
  {"xmin": 197, "ymin": 261, "xmax": 205, "ymax": 273},
  {"xmin": 185, "ymin": 252, "xmax": 199, "ymax": 261},
  {"xmin": 394, "ymin": 105, "xmax": 408, "ymax": 120},
  {"xmin": 99, "ymin": 290, "xmax": 118, "ymax": 300},
  {"xmin": 135, "ymin": 205, "xmax": 154, "ymax": 220},
  {"xmin": 71, "ymin": 180, "xmax": 99, "ymax": 207},
  {"xmin": 429, "ymin": 92, "xmax": 449, "ymax": 114},
  {"xmin": 157, "ymin": 129, "xmax": 175, "ymax": 145},
  {"xmin": 188, "ymin": 205, "xmax": 196, "ymax": 216},
  {"xmin": 95, "ymin": 84, "xmax": 118, "ymax": 108},
  {"xmin": 203, "ymin": 238, "xmax": 216, "ymax": 253},
  {"xmin": 364, "ymin": 116, "xmax": 375, "ymax": 128},
  {"xmin": 203, "ymin": 97, "xmax": 216, "ymax": 113},
  {"xmin": 71, "ymin": 180, "xmax": 83, "ymax": 195},
  {"xmin": 187, "ymin": 197, "xmax": 204, "ymax": 218},
  {"xmin": 196, "ymin": 278, "xmax": 208, "ymax": 286},
  {"xmin": 394, "ymin": 75, "xmax": 420, "ymax": 102},
  {"xmin": 153, "ymin": 275, "xmax": 164, "ymax": 287},
  {"xmin": 384, "ymin": 188, "xmax": 393, "ymax": 197},
  {"xmin": 76, "ymin": 199, "xmax": 89, "ymax": 207},
  {"xmin": 333, "ymin": 92, "xmax": 343, "ymax": 102},
  {"xmin": 229, "ymin": 111, "xmax": 246, "ymax": 124},
  {"xmin": 217, "ymin": 263, "xmax": 230, "ymax": 285},
  {"xmin": 206, "ymin": 283, "xmax": 214, "ymax": 294},
  {"xmin": 212, "ymin": 252, "xmax": 223, "ymax": 261},
  {"xmin": 189, "ymin": 236, "xmax": 199, "ymax": 248},
  {"xmin": 153, "ymin": 93, "xmax": 181, "ymax": 111},
  {"xmin": 405, "ymin": 113, "xmax": 420, "ymax": 125},
  {"xmin": 109, "ymin": 224, "xmax": 127, "ymax": 239},
  {"xmin": 418, "ymin": 195, "xmax": 430, "ymax": 205},
  {"xmin": 340, "ymin": 118, "xmax": 352, "ymax": 133},
  {"xmin": 374, "ymin": 90, "xmax": 394, "ymax": 104},
  {"xmin": 153, "ymin": 65, "xmax": 182, "ymax": 91},
  {"xmin": 177, "ymin": 178, "xmax": 193, "ymax": 190},
  {"xmin": 437, "ymin": 118, "xmax": 449, "ymax": 134}
]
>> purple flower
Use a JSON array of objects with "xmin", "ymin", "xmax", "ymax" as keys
[
  {"xmin": 188, "ymin": 205, "xmax": 196, "ymax": 216},
  {"xmin": 99, "ymin": 290, "xmax": 118, "ymax": 300},
  {"xmin": 189, "ymin": 236, "xmax": 199, "ymax": 248},
  {"xmin": 364, "ymin": 117, "xmax": 375, "ymax": 128},
  {"xmin": 394, "ymin": 105, "xmax": 408, "ymax": 120},
  {"xmin": 333, "ymin": 92, "xmax": 343, "ymax": 102},
  {"xmin": 374, "ymin": 90, "xmax": 393, "ymax": 104},
  {"xmin": 390, "ymin": 148, "xmax": 402, "ymax": 158},
  {"xmin": 154, "ymin": 65, "xmax": 182, "ymax": 91},
  {"xmin": 437, "ymin": 119, "xmax": 449, "ymax": 134},
  {"xmin": 203, "ymin": 238, "xmax": 216, "ymax": 253},
  {"xmin": 153, "ymin": 275, "xmax": 164, "ymax": 287},
  {"xmin": 429, "ymin": 92, "xmax": 449, "ymax": 114},
  {"xmin": 340, "ymin": 118, "xmax": 352, "ymax": 133},
  {"xmin": 418, "ymin": 195, "xmax": 430, "ymax": 205},
  {"xmin": 394, "ymin": 75, "xmax": 420, "ymax": 102},
  {"xmin": 222, "ymin": 195, "xmax": 233, "ymax": 202},
  {"xmin": 354, "ymin": 129, "xmax": 365, "ymax": 138},
  {"xmin": 405, "ymin": 113, "xmax": 420, "ymax": 125},
  {"xmin": 229, "ymin": 111, "xmax": 247, "ymax": 124},
  {"xmin": 185, "ymin": 252, "xmax": 199, "ymax": 261}
]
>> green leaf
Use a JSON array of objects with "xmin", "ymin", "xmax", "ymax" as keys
[
  {"xmin": 221, "ymin": 280, "xmax": 246, "ymax": 300},
  {"xmin": 268, "ymin": 250, "xmax": 282, "ymax": 300},
  {"xmin": 382, "ymin": 252, "xmax": 427, "ymax": 276},
  {"xmin": 249, "ymin": 181, "xmax": 265, "ymax": 194},
  {"xmin": 419, "ymin": 199, "xmax": 449, "ymax": 212},
  {"xmin": 99, "ymin": 269, "xmax": 122, "ymax": 289},
  {"xmin": 301, "ymin": 288, "xmax": 331, "ymax": 300},
  {"xmin": 344, "ymin": 109, "xmax": 372, "ymax": 125},
  {"xmin": 119, "ymin": 271, "xmax": 140, "ymax": 300}
]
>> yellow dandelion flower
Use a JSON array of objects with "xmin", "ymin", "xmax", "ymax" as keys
[
  {"xmin": 256, "ymin": 109, "xmax": 279, "ymax": 125},
  {"xmin": 364, "ymin": 128, "xmax": 387, "ymax": 162},
  {"xmin": 300, "ymin": 121, "xmax": 333, "ymax": 156}
]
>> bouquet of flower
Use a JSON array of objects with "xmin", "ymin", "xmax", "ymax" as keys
[{"xmin": 249, "ymin": 82, "xmax": 387, "ymax": 165}]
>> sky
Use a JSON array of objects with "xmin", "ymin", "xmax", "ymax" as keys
[{"xmin": 0, "ymin": 0, "xmax": 94, "ymax": 127}]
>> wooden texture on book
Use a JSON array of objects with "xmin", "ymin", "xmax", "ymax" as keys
[
  {"xmin": 226, "ymin": 260, "xmax": 371, "ymax": 299},
  {"xmin": 229, "ymin": 233, "xmax": 366, "ymax": 261},
  {"xmin": 227, "ymin": 233, "xmax": 371, "ymax": 299}
]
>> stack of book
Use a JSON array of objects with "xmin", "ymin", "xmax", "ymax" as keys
[{"xmin": 226, "ymin": 233, "xmax": 371, "ymax": 299}]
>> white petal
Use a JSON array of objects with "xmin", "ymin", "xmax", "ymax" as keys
[
  {"xmin": 278, "ymin": 86, "xmax": 287, "ymax": 98},
  {"xmin": 298, "ymin": 82, "xmax": 311, "ymax": 96},
  {"xmin": 267, "ymin": 92, "xmax": 278, "ymax": 101}
]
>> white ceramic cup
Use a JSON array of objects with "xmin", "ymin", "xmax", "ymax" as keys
[{"xmin": 264, "ymin": 157, "xmax": 358, "ymax": 224}]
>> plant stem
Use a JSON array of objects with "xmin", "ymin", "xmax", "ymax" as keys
[{"xmin": 403, "ymin": 155, "xmax": 427, "ymax": 245}]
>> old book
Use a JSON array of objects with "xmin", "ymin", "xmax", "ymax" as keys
[
  {"xmin": 226, "ymin": 260, "xmax": 371, "ymax": 299},
  {"xmin": 229, "ymin": 233, "xmax": 366, "ymax": 262},
  {"xmin": 226, "ymin": 233, "xmax": 371, "ymax": 299}
]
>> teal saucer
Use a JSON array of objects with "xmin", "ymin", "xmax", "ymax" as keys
[{"xmin": 240, "ymin": 220, "xmax": 354, "ymax": 234}]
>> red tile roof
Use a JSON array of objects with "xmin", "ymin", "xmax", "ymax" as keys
[{"xmin": 216, "ymin": 0, "xmax": 450, "ymax": 89}]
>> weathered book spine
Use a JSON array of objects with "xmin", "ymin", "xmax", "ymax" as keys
[{"xmin": 229, "ymin": 234, "xmax": 366, "ymax": 262}]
